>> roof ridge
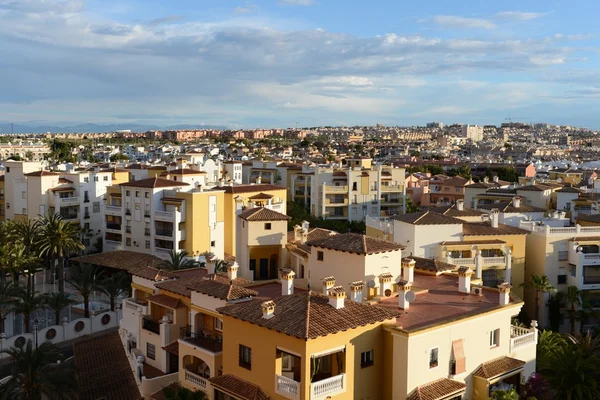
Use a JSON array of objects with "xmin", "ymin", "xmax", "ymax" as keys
[
  {"xmin": 413, "ymin": 210, "xmax": 427, "ymax": 223},
  {"xmin": 304, "ymin": 291, "xmax": 311, "ymax": 340},
  {"xmin": 362, "ymin": 234, "xmax": 367, "ymax": 253}
]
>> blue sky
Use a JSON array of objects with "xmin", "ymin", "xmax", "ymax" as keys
[{"xmin": 1, "ymin": 0, "xmax": 599, "ymax": 128}]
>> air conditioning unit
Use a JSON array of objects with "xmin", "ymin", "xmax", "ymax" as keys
[{"xmin": 471, "ymin": 286, "xmax": 483, "ymax": 296}]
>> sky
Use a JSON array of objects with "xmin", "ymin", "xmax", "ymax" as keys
[{"xmin": 1, "ymin": 0, "xmax": 600, "ymax": 128}]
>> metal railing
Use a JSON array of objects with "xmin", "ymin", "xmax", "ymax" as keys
[
  {"xmin": 155, "ymin": 210, "xmax": 173, "ymax": 219},
  {"xmin": 179, "ymin": 327, "xmax": 223, "ymax": 353},
  {"xmin": 155, "ymin": 230, "xmax": 173, "ymax": 237},
  {"xmin": 106, "ymin": 223, "xmax": 121, "ymax": 230},
  {"xmin": 106, "ymin": 205, "xmax": 121, "ymax": 213},
  {"xmin": 142, "ymin": 317, "xmax": 160, "ymax": 334}
]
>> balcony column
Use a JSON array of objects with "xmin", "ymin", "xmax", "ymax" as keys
[
  {"xmin": 474, "ymin": 248, "xmax": 483, "ymax": 280},
  {"xmin": 504, "ymin": 248, "xmax": 512, "ymax": 285},
  {"xmin": 190, "ymin": 310, "xmax": 199, "ymax": 334},
  {"xmin": 173, "ymin": 207, "xmax": 182, "ymax": 252},
  {"xmin": 578, "ymin": 252, "xmax": 585, "ymax": 287}
]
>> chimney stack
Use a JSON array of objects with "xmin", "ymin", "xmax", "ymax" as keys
[
  {"xmin": 293, "ymin": 225, "xmax": 302, "ymax": 242},
  {"xmin": 493, "ymin": 175, "xmax": 499, "ymax": 183},
  {"xmin": 349, "ymin": 281, "xmax": 364, "ymax": 303},
  {"xmin": 328, "ymin": 286, "xmax": 346, "ymax": 309},
  {"xmin": 227, "ymin": 262, "xmax": 239, "ymax": 280},
  {"xmin": 490, "ymin": 209, "xmax": 499, "ymax": 228},
  {"xmin": 207, "ymin": 254, "xmax": 217, "ymax": 274},
  {"xmin": 457, "ymin": 266, "xmax": 473, "ymax": 294},
  {"xmin": 256, "ymin": 175, "xmax": 262, "ymax": 184},
  {"xmin": 322, "ymin": 276, "xmax": 335, "ymax": 294},
  {"xmin": 397, "ymin": 280, "xmax": 412, "ymax": 310},
  {"xmin": 261, "ymin": 300, "xmax": 276, "ymax": 319},
  {"xmin": 378, "ymin": 273, "xmax": 393, "ymax": 295},
  {"xmin": 456, "ymin": 199, "xmax": 464, "ymax": 211},
  {"xmin": 402, "ymin": 258, "xmax": 416, "ymax": 283},
  {"xmin": 280, "ymin": 269, "xmax": 295, "ymax": 296},
  {"xmin": 498, "ymin": 283, "xmax": 511, "ymax": 306}
]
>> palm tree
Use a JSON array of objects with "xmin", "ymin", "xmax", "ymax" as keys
[
  {"xmin": 0, "ymin": 340, "xmax": 77, "ymax": 400},
  {"xmin": 161, "ymin": 250, "xmax": 197, "ymax": 270},
  {"xmin": 2, "ymin": 220, "xmax": 43, "ymax": 293},
  {"xmin": 214, "ymin": 260, "xmax": 228, "ymax": 274},
  {"xmin": 67, "ymin": 263, "xmax": 103, "ymax": 318},
  {"xmin": 42, "ymin": 292, "xmax": 76, "ymax": 326},
  {"xmin": 564, "ymin": 285, "xmax": 582, "ymax": 334},
  {"xmin": 522, "ymin": 275, "xmax": 556, "ymax": 323},
  {"xmin": 541, "ymin": 345, "xmax": 600, "ymax": 400},
  {"xmin": 13, "ymin": 287, "xmax": 44, "ymax": 333},
  {"xmin": 0, "ymin": 275, "xmax": 17, "ymax": 334},
  {"xmin": 99, "ymin": 272, "xmax": 129, "ymax": 311},
  {"xmin": 577, "ymin": 291, "xmax": 600, "ymax": 335},
  {"xmin": 162, "ymin": 384, "xmax": 206, "ymax": 400},
  {"xmin": 39, "ymin": 213, "xmax": 85, "ymax": 293}
]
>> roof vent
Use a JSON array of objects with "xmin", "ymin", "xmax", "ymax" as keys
[
  {"xmin": 261, "ymin": 300, "xmax": 275, "ymax": 319},
  {"xmin": 322, "ymin": 276, "xmax": 335, "ymax": 294},
  {"xmin": 328, "ymin": 286, "xmax": 346, "ymax": 309}
]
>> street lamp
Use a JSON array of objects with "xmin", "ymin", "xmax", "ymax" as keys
[{"xmin": 32, "ymin": 318, "xmax": 39, "ymax": 349}]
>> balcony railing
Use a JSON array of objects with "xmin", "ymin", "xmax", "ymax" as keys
[
  {"xmin": 60, "ymin": 213, "xmax": 79, "ymax": 220},
  {"xmin": 448, "ymin": 257, "xmax": 475, "ymax": 266},
  {"xmin": 156, "ymin": 230, "xmax": 173, "ymax": 237},
  {"xmin": 510, "ymin": 325, "xmax": 537, "ymax": 352},
  {"xmin": 124, "ymin": 298, "xmax": 148, "ymax": 314},
  {"xmin": 310, "ymin": 373, "xmax": 346, "ymax": 399},
  {"xmin": 583, "ymin": 275, "xmax": 600, "ymax": 285},
  {"xmin": 275, "ymin": 375, "xmax": 300, "ymax": 400},
  {"xmin": 180, "ymin": 327, "xmax": 223, "ymax": 353},
  {"xmin": 106, "ymin": 223, "xmax": 121, "ymax": 230},
  {"xmin": 155, "ymin": 210, "xmax": 173, "ymax": 220},
  {"xmin": 142, "ymin": 317, "xmax": 160, "ymax": 334},
  {"xmin": 59, "ymin": 197, "xmax": 79, "ymax": 206},
  {"xmin": 482, "ymin": 256, "xmax": 506, "ymax": 265},
  {"xmin": 558, "ymin": 251, "xmax": 569, "ymax": 261},
  {"xmin": 106, "ymin": 205, "xmax": 121, "ymax": 213},
  {"xmin": 184, "ymin": 369, "xmax": 208, "ymax": 391},
  {"xmin": 145, "ymin": 228, "xmax": 151, "ymax": 236}
]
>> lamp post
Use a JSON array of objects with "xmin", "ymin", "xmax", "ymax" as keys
[{"xmin": 32, "ymin": 317, "xmax": 39, "ymax": 349}]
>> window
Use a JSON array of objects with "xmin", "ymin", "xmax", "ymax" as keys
[
  {"xmin": 214, "ymin": 318, "xmax": 223, "ymax": 331},
  {"xmin": 94, "ymin": 176, "xmax": 98, "ymax": 182},
  {"xmin": 126, "ymin": 237, "xmax": 131, "ymax": 246},
  {"xmin": 5, "ymin": 167, "xmax": 9, "ymax": 173},
  {"xmin": 265, "ymin": 223, "xmax": 272, "ymax": 230},
  {"xmin": 211, "ymin": 240, "xmax": 216, "ymax": 247},
  {"xmin": 21, "ymin": 191, "xmax": 26, "ymax": 199},
  {"xmin": 84, "ymin": 223, "xmax": 90, "ymax": 230},
  {"xmin": 146, "ymin": 343, "xmax": 156, "ymax": 360},
  {"xmin": 317, "ymin": 251, "xmax": 324, "ymax": 261},
  {"xmin": 571, "ymin": 266, "xmax": 577, "ymax": 278},
  {"xmin": 93, "ymin": 202, "xmax": 100, "ymax": 213},
  {"xmin": 126, "ymin": 190, "xmax": 130, "ymax": 197},
  {"xmin": 565, "ymin": 202, "xmax": 571, "ymax": 210},
  {"xmin": 490, "ymin": 329, "xmax": 500, "ymax": 347},
  {"xmin": 145, "ymin": 192, "xmax": 149, "ymax": 199},
  {"xmin": 429, "ymin": 348, "xmax": 439, "ymax": 368},
  {"xmin": 135, "ymin": 191, "xmax": 140, "ymax": 198},
  {"xmin": 239, "ymin": 345, "xmax": 252, "ymax": 369},
  {"xmin": 145, "ymin": 240, "xmax": 151, "ymax": 249},
  {"xmin": 22, "ymin": 208, "xmax": 27, "ymax": 215},
  {"xmin": 558, "ymin": 275, "xmax": 567, "ymax": 284},
  {"xmin": 361, "ymin": 350, "xmax": 374, "ymax": 368},
  {"xmin": 352, "ymin": 182, "xmax": 357, "ymax": 191},
  {"xmin": 84, "ymin": 177, "xmax": 89, "ymax": 183},
  {"xmin": 103, "ymin": 176, "xmax": 108, "ymax": 181}
]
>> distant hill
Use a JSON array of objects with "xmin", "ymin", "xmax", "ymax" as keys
[{"xmin": 0, "ymin": 123, "xmax": 228, "ymax": 134}]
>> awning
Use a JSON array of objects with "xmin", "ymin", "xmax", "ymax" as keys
[
  {"xmin": 311, "ymin": 345, "xmax": 345, "ymax": 358},
  {"xmin": 408, "ymin": 378, "xmax": 467, "ymax": 400},
  {"xmin": 473, "ymin": 356, "xmax": 525, "ymax": 381},
  {"xmin": 452, "ymin": 339, "xmax": 466, "ymax": 375},
  {"xmin": 210, "ymin": 374, "xmax": 269, "ymax": 400}
]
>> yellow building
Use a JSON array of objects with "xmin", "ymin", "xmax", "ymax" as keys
[{"xmin": 213, "ymin": 184, "xmax": 287, "ymax": 257}]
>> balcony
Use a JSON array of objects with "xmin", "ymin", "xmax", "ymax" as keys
[
  {"xmin": 106, "ymin": 205, "xmax": 121, "ymax": 215},
  {"xmin": 180, "ymin": 328, "xmax": 223, "ymax": 353},
  {"xmin": 447, "ymin": 256, "xmax": 506, "ymax": 268},
  {"xmin": 275, "ymin": 375, "xmax": 300, "ymax": 400},
  {"xmin": 124, "ymin": 298, "xmax": 148, "ymax": 314},
  {"xmin": 106, "ymin": 223, "xmax": 121, "ymax": 231},
  {"xmin": 59, "ymin": 196, "xmax": 79, "ymax": 206},
  {"xmin": 155, "ymin": 210, "xmax": 174, "ymax": 222},
  {"xmin": 184, "ymin": 369, "xmax": 208, "ymax": 392},
  {"xmin": 325, "ymin": 197, "xmax": 348, "ymax": 206},
  {"xmin": 156, "ymin": 229, "xmax": 174, "ymax": 238},
  {"xmin": 381, "ymin": 197, "xmax": 401, "ymax": 205},
  {"xmin": 569, "ymin": 251, "xmax": 600, "ymax": 266},
  {"xmin": 142, "ymin": 317, "xmax": 160, "ymax": 335},
  {"xmin": 558, "ymin": 251, "xmax": 569, "ymax": 261},
  {"xmin": 84, "ymin": 213, "xmax": 90, "ymax": 220},
  {"xmin": 324, "ymin": 185, "xmax": 348, "ymax": 193},
  {"xmin": 60, "ymin": 213, "xmax": 79, "ymax": 221},
  {"xmin": 144, "ymin": 228, "xmax": 151, "ymax": 237},
  {"xmin": 310, "ymin": 373, "xmax": 346, "ymax": 400},
  {"xmin": 381, "ymin": 185, "xmax": 402, "ymax": 192},
  {"xmin": 510, "ymin": 325, "xmax": 537, "ymax": 352}
]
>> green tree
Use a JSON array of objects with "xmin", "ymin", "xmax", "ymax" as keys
[
  {"xmin": 564, "ymin": 286, "xmax": 582, "ymax": 334},
  {"xmin": 42, "ymin": 292, "xmax": 76, "ymax": 326},
  {"xmin": 405, "ymin": 198, "xmax": 419, "ymax": 213},
  {"xmin": 67, "ymin": 263, "xmax": 103, "ymax": 318},
  {"xmin": 99, "ymin": 272, "xmax": 129, "ymax": 311},
  {"xmin": 24, "ymin": 151, "xmax": 34, "ymax": 161},
  {"xmin": 541, "ymin": 345, "xmax": 600, "ymax": 400},
  {"xmin": 161, "ymin": 250, "xmax": 197, "ymax": 271},
  {"xmin": 109, "ymin": 153, "xmax": 130, "ymax": 162},
  {"xmin": 13, "ymin": 287, "xmax": 44, "ymax": 333},
  {"xmin": 39, "ymin": 213, "xmax": 85, "ymax": 293},
  {"xmin": 522, "ymin": 275, "xmax": 556, "ymax": 323},
  {"xmin": 0, "ymin": 275, "xmax": 17, "ymax": 334},
  {"xmin": 491, "ymin": 389, "xmax": 519, "ymax": 400},
  {"xmin": 3, "ymin": 219, "xmax": 43, "ymax": 294},
  {"xmin": 0, "ymin": 340, "xmax": 77, "ymax": 400},
  {"xmin": 162, "ymin": 384, "xmax": 206, "ymax": 400}
]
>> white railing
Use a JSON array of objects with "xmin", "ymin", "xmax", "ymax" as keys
[
  {"xmin": 106, "ymin": 205, "xmax": 121, "ymax": 213},
  {"xmin": 275, "ymin": 375, "xmax": 300, "ymax": 400},
  {"xmin": 184, "ymin": 370, "xmax": 208, "ymax": 391},
  {"xmin": 60, "ymin": 197, "xmax": 79, "ymax": 205},
  {"xmin": 324, "ymin": 185, "xmax": 348, "ymax": 192},
  {"xmin": 448, "ymin": 258, "xmax": 475, "ymax": 266},
  {"xmin": 154, "ymin": 210, "xmax": 174, "ymax": 221},
  {"xmin": 510, "ymin": 325, "xmax": 537, "ymax": 352},
  {"xmin": 584, "ymin": 254, "xmax": 600, "ymax": 260},
  {"xmin": 310, "ymin": 373, "xmax": 346, "ymax": 399},
  {"xmin": 483, "ymin": 257, "xmax": 506, "ymax": 265},
  {"xmin": 105, "ymin": 239, "xmax": 121, "ymax": 246},
  {"xmin": 125, "ymin": 298, "xmax": 147, "ymax": 313}
]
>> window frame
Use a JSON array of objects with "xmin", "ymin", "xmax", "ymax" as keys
[
  {"xmin": 239, "ymin": 344, "xmax": 252, "ymax": 370},
  {"xmin": 490, "ymin": 329, "xmax": 500, "ymax": 348},
  {"xmin": 429, "ymin": 348, "xmax": 439, "ymax": 369},
  {"xmin": 264, "ymin": 223, "xmax": 272, "ymax": 230},
  {"xmin": 147, "ymin": 343, "xmax": 156, "ymax": 360},
  {"xmin": 317, "ymin": 251, "xmax": 324, "ymax": 261},
  {"xmin": 360, "ymin": 349, "xmax": 374, "ymax": 368}
]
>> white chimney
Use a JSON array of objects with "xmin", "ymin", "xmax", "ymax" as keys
[
  {"xmin": 280, "ymin": 269, "xmax": 295, "ymax": 296},
  {"xmin": 397, "ymin": 280, "xmax": 412, "ymax": 310},
  {"xmin": 227, "ymin": 262, "xmax": 239, "ymax": 280},
  {"xmin": 483, "ymin": 176, "xmax": 489, "ymax": 183},
  {"xmin": 473, "ymin": 198, "xmax": 479, "ymax": 209},
  {"xmin": 498, "ymin": 283, "xmax": 511, "ymax": 306},
  {"xmin": 301, "ymin": 220, "xmax": 310, "ymax": 231},
  {"xmin": 328, "ymin": 286, "xmax": 346, "ymax": 309},
  {"xmin": 512, "ymin": 196, "xmax": 521, "ymax": 208},
  {"xmin": 322, "ymin": 276, "xmax": 335, "ymax": 294},
  {"xmin": 261, "ymin": 300, "xmax": 275, "ymax": 319},
  {"xmin": 493, "ymin": 175, "xmax": 499, "ymax": 183},
  {"xmin": 256, "ymin": 175, "xmax": 262, "ymax": 184},
  {"xmin": 349, "ymin": 281, "xmax": 364, "ymax": 303},
  {"xmin": 456, "ymin": 200, "xmax": 464, "ymax": 211},
  {"xmin": 207, "ymin": 255, "xmax": 217, "ymax": 274},
  {"xmin": 293, "ymin": 225, "xmax": 302, "ymax": 242},
  {"xmin": 490, "ymin": 209, "xmax": 499, "ymax": 228},
  {"xmin": 301, "ymin": 229, "xmax": 308, "ymax": 244},
  {"xmin": 457, "ymin": 266, "xmax": 473, "ymax": 294},
  {"xmin": 379, "ymin": 273, "xmax": 393, "ymax": 295},
  {"xmin": 402, "ymin": 258, "xmax": 415, "ymax": 283}
]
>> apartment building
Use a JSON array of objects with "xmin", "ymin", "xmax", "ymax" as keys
[
  {"xmin": 222, "ymin": 161, "xmax": 243, "ymax": 185},
  {"xmin": 104, "ymin": 177, "xmax": 226, "ymax": 260},
  {"xmin": 310, "ymin": 158, "xmax": 406, "ymax": 221},
  {"xmin": 422, "ymin": 175, "xmax": 473, "ymax": 207},
  {"xmin": 462, "ymin": 125, "xmax": 484, "ymax": 142},
  {"xmin": 0, "ymin": 142, "xmax": 50, "ymax": 161}
]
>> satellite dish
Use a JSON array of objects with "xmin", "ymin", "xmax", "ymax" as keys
[
  {"xmin": 405, "ymin": 291, "xmax": 416, "ymax": 303},
  {"xmin": 367, "ymin": 280, "xmax": 376, "ymax": 288}
]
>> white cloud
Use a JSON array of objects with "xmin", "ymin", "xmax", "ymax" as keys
[
  {"xmin": 234, "ymin": 5, "xmax": 256, "ymax": 14},
  {"xmin": 281, "ymin": 0, "xmax": 314, "ymax": 5},
  {"xmin": 429, "ymin": 15, "xmax": 496, "ymax": 30},
  {"xmin": 496, "ymin": 11, "xmax": 546, "ymax": 21}
]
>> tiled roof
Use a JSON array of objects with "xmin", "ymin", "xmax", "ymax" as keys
[
  {"xmin": 248, "ymin": 192, "xmax": 274, "ymax": 200},
  {"xmin": 130, "ymin": 266, "xmax": 176, "ymax": 281},
  {"xmin": 74, "ymin": 331, "xmax": 142, "ymax": 400},
  {"xmin": 473, "ymin": 356, "xmax": 525, "ymax": 379},
  {"xmin": 213, "ymin": 184, "xmax": 285, "ymax": 194},
  {"xmin": 210, "ymin": 374, "xmax": 269, "ymax": 400},
  {"xmin": 463, "ymin": 222, "xmax": 529, "ymax": 236},
  {"xmin": 49, "ymin": 187, "xmax": 75, "ymax": 192},
  {"xmin": 24, "ymin": 170, "xmax": 60, "ymax": 177},
  {"xmin": 120, "ymin": 176, "xmax": 190, "ymax": 188},
  {"xmin": 406, "ymin": 256, "xmax": 456, "ymax": 273},
  {"xmin": 443, "ymin": 177, "xmax": 470, "ymax": 187},
  {"xmin": 162, "ymin": 341, "xmax": 179, "ymax": 356},
  {"xmin": 146, "ymin": 293, "xmax": 184, "ymax": 309},
  {"xmin": 407, "ymin": 378, "xmax": 466, "ymax": 400},
  {"xmin": 58, "ymin": 177, "xmax": 72, "ymax": 183},
  {"xmin": 287, "ymin": 228, "xmax": 337, "ymax": 255},
  {"xmin": 187, "ymin": 278, "xmax": 258, "ymax": 301},
  {"xmin": 516, "ymin": 184, "xmax": 557, "ymax": 192},
  {"xmin": 441, "ymin": 239, "xmax": 506, "ymax": 246},
  {"xmin": 393, "ymin": 211, "xmax": 464, "ymax": 225},
  {"xmin": 557, "ymin": 186, "xmax": 582, "ymax": 193},
  {"xmin": 166, "ymin": 168, "xmax": 206, "ymax": 175},
  {"xmin": 239, "ymin": 207, "xmax": 290, "ymax": 221},
  {"xmin": 72, "ymin": 251, "xmax": 164, "ymax": 273},
  {"xmin": 478, "ymin": 201, "xmax": 546, "ymax": 213},
  {"xmin": 576, "ymin": 214, "xmax": 600, "ymax": 224},
  {"xmin": 217, "ymin": 291, "xmax": 400, "ymax": 339},
  {"xmin": 155, "ymin": 275, "xmax": 208, "ymax": 297},
  {"xmin": 307, "ymin": 232, "xmax": 404, "ymax": 255},
  {"xmin": 428, "ymin": 206, "xmax": 485, "ymax": 218},
  {"xmin": 126, "ymin": 164, "xmax": 147, "ymax": 169},
  {"xmin": 100, "ymin": 167, "xmax": 129, "ymax": 173}
]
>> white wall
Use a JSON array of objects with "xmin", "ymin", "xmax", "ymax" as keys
[{"xmin": 394, "ymin": 222, "xmax": 462, "ymax": 258}]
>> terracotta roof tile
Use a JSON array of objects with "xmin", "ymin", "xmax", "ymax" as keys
[
  {"xmin": 473, "ymin": 356, "xmax": 525, "ymax": 379},
  {"xmin": 72, "ymin": 251, "xmax": 164, "ymax": 273},
  {"xmin": 428, "ymin": 206, "xmax": 485, "ymax": 217},
  {"xmin": 213, "ymin": 184, "xmax": 285, "ymax": 194},
  {"xmin": 155, "ymin": 275, "xmax": 208, "ymax": 297},
  {"xmin": 74, "ymin": 331, "xmax": 142, "ymax": 400},
  {"xmin": 162, "ymin": 341, "xmax": 179, "ymax": 356},
  {"xmin": 239, "ymin": 207, "xmax": 290, "ymax": 222},
  {"xmin": 166, "ymin": 168, "xmax": 206, "ymax": 175},
  {"xmin": 394, "ymin": 211, "xmax": 464, "ymax": 225},
  {"xmin": 217, "ymin": 291, "xmax": 400, "ymax": 339},
  {"xmin": 478, "ymin": 201, "xmax": 546, "ymax": 213},
  {"xmin": 248, "ymin": 192, "xmax": 274, "ymax": 200},
  {"xmin": 407, "ymin": 256, "xmax": 456, "ymax": 273},
  {"xmin": 408, "ymin": 378, "xmax": 466, "ymax": 400},
  {"xmin": 146, "ymin": 293, "xmax": 184, "ymax": 309},
  {"xmin": 287, "ymin": 228, "xmax": 337, "ymax": 255},
  {"xmin": 307, "ymin": 232, "xmax": 404, "ymax": 255},
  {"xmin": 119, "ymin": 177, "xmax": 189, "ymax": 188},
  {"xmin": 187, "ymin": 278, "xmax": 258, "ymax": 301},
  {"xmin": 24, "ymin": 170, "xmax": 61, "ymax": 177},
  {"xmin": 441, "ymin": 239, "xmax": 506, "ymax": 246},
  {"xmin": 463, "ymin": 222, "xmax": 529, "ymax": 236},
  {"xmin": 210, "ymin": 374, "xmax": 269, "ymax": 400}
]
